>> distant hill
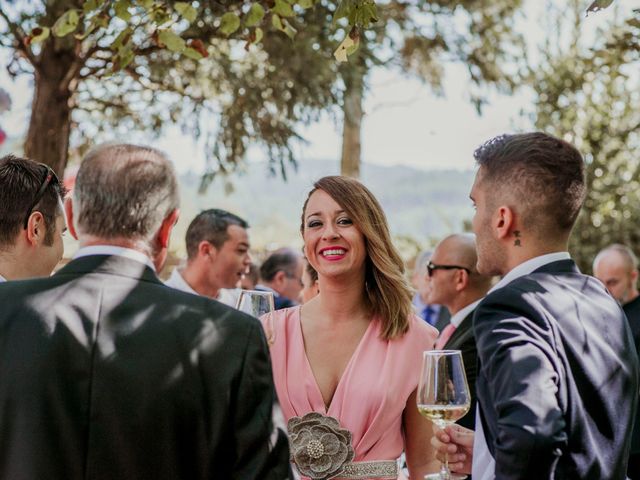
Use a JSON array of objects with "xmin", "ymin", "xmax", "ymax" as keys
[{"xmin": 172, "ymin": 160, "xmax": 475, "ymax": 257}]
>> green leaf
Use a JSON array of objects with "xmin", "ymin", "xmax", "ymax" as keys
[
  {"xmin": 219, "ymin": 12, "xmax": 241, "ymax": 36},
  {"xmin": 30, "ymin": 27, "xmax": 50, "ymax": 44},
  {"xmin": 175, "ymin": 2, "xmax": 197, "ymax": 23},
  {"xmin": 115, "ymin": 0, "xmax": 132, "ymax": 21},
  {"xmin": 254, "ymin": 27, "xmax": 263, "ymax": 43},
  {"xmin": 245, "ymin": 3, "xmax": 265, "ymax": 27},
  {"xmin": 297, "ymin": 0, "xmax": 313, "ymax": 8},
  {"xmin": 52, "ymin": 9, "xmax": 80, "ymax": 37},
  {"xmin": 272, "ymin": 14, "xmax": 283, "ymax": 30},
  {"xmin": 110, "ymin": 27, "xmax": 133, "ymax": 51},
  {"xmin": 333, "ymin": 0, "xmax": 351, "ymax": 25},
  {"xmin": 272, "ymin": 0, "xmax": 295, "ymax": 18},
  {"xmin": 158, "ymin": 30, "xmax": 186, "ymax": 52},
  {"xmin": 183, "ymin": 47, "xmax": 203, "ymax": 60},
  {"xmin": 138, "ymin": 0, "xmax": 154, "ymax": 8},
  {"xmin": 114, "ymin": 46, "xmax": 134, "ymax": 70},
  {"xmin": 83, "ymin": 0, "xmax": 100, "ymax": 14}
]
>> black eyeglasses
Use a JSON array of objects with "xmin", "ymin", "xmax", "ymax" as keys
[
  {"xmin": 22, "ymin": 164, "xmax": 60, "ymax": 229},
  {"xmin": 426, "ymin": 261, "xmax": 471, "ymax": 277}
]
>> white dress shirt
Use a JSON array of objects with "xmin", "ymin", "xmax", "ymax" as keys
[
  {"xmin": 0, "ymin": 273, "xmax": 6, "ymax": 283},
  {"xmin": 472, "ymin": 251, "xmax": 571, "ymax": 480},
  {"xmin": 73, "ymin": 245, "xmax": 156, "ymax": 271},
  {"xmin": 165, "ymin": 267, "xmax": 238, "ymax": 307},
  {"xmin": 449, "ymin": 298, "xmax": 483, "ymax": 329}
]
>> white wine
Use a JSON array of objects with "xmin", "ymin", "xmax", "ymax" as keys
[{"xmin": 418, "ymin": 404, "xmax": 470, "ymax": 426}]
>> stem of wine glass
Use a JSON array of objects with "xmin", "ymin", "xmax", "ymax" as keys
[{"xmin": 437, "ymin": 421, "xmax": 451, "ymax": 480}]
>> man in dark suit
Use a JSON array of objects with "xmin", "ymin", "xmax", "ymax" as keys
[
  {"xmin": 0, "ymin": 144, "xmax": 290, "ymax": 480},
  {"xmin": 256, "ymin": 248, "xmax": 304, "ymax": 309},
  {"xmin": 427, "ymin": 233, "xmax": 493, "ymax": 431},
  {"xmin": 593, "ymin": 243, "xmax": 640, "ymax": 478},
  {"xmin": 432, "ymin": 133, "xmax": 639, "ymax": 479}
]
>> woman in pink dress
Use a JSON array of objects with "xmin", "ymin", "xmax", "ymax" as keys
[{"xmin": 262, "ymin": 176, "xmax": 439, "ymax": 480}]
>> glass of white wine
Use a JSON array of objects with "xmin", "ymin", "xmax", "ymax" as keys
[
  {"xmin": 235, "ymin": 290, "xmax": 276, "ymax": 344},
  {"xmin": 417, "ymin": 350, "xmax": 471, "ymax": 480}
]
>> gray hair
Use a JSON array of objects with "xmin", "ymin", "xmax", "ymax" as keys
[
  {"xmin": 593, "ymin": 244, "xmax": 639, "ymax": 273},
  {"xmin": 73, "ymin": 144, "xmax": 179, "ymax": 242}
]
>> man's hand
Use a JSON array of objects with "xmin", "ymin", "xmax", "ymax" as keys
[{"xmin": 430, "ymin": 424, "xmax": 474, "ymax": 474}]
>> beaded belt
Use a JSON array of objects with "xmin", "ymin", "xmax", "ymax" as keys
[{"xmin": 288, "ymin": 412, "xmax": 399, "ymax": 479}]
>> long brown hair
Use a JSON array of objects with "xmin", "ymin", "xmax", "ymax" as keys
[{"xmin": 301, "ymin": 176, "xmax": 413, "ymax": 340}]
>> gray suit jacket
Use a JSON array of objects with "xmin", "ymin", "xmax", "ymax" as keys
[{"xmin": 0, "ymin": 255, "xmax": 290, "ymax": 480}]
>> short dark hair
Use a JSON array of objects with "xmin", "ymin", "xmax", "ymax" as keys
[
  {"xmin": 0, "ymin": 154, "xmax": 66, "ymax": 247},
  {"xmin": 474, "ymin": 132, "xmax": 586, "ymax": 236},
  {"xmin": 185, "ymin": 209, "xmax": 248, "ymax": 260},
  {"xmin": 260, "ymin": 248, "xmax": 300, "ymax": 282}
]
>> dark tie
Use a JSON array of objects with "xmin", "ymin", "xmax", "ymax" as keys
[{"xmin": 422, "ymin": 305, "xmax": 436, "ymax": 326}]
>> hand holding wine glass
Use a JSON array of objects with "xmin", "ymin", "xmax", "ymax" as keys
[{"xmin": 417, "ymin": 350, "xmax": 471, "ymax": 480}]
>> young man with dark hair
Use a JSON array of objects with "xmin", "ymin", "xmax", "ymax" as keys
[
  {"xmin": 432, "ymin": 132, "xmax": 638, "ymax": 479},
  {"xmin": 165, "ymin": 208, "xmax": 251, "ymax": 305},
  {"xmin": 0, "ymin": 154, "xmax": 67, "ymax": 281}
]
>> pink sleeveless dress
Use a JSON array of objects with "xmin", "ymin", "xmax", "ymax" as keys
[{"xmin": 262, "ymin": 307, "xmax": 438, "ymax": 480}]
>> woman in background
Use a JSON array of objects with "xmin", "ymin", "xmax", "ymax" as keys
[
  {"xmin": 263, "ymin": 176, "xmax": 438, "ymax": 480},
  {"xmin": 300, "ymin": 259, "xmax": 319, "ymax": 303}
]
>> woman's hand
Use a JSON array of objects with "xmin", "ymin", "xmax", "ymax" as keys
[{"xmin": 430, "ymin": 424, "xmax": 474, "ymax": 474}]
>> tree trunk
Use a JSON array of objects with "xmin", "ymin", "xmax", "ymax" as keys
[
  {"xmin": 24, "ymin": 42, "xmax": 76, "ymax": 177},
  {"xmin": 340, "ymin": 66, "xmax": 365, "ymax": 178}
]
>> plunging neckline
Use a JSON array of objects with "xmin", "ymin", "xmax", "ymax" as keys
[{"xmin": 296, "ymin": 307, "xmax": 375, "ymax": 413}]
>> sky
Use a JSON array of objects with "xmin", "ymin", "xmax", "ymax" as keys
[{"xmin": 0, "ymin": 0, "xmax": 636, "ymax": 175}]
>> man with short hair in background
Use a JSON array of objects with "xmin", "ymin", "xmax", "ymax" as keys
[
  {"xmin": 165, "ymin": 208, "xmax": 252, "ymax": 306},
  {"xmin": 427, "ymin": 233, "xmax": 493, "ymax": 431},
  {"xmin": 0, "ymin": 144, "xmax": 290, "ymax": 479},
  {"xmin": 0, "ymin": 154, "xmax": 67, "ymax": 281},
  {"xmin": 257, "ymin": 248, "xmax": 304, "ymax": 310},
  {"xmin": 593, "ymin": 243, "xmax": 640, "ymax": 478}
]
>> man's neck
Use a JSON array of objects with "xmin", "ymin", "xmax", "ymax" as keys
[
  {"xmin": 0, "ymin": 249, "xmax": 33, "ymax": 281},
  {"xmin": 503, "ymin": 241, "xmax": 569, "ymax": 276},
  {"xmin": 180, "ymin": 263, "xmax": 220, "ymax": 299},
  {"xmin": 446, "ymin": 290, "xmax": 486, "ymax": 316}
]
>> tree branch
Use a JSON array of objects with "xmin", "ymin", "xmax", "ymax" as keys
[{"xmin": 0, "ymin": 9, "xmax": 39, "ymax": 68}]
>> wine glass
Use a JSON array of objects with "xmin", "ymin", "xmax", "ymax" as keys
[
  {"xmin": 417, "ymin": 350, "xmax": 471, "ymax": 480},
  {"xmin": 235, "ymin": 289, "xmax": 276, "ymax": 344}
]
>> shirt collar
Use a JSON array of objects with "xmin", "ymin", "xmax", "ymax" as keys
[
  {"xmin": 73, "ymin": 245, "xmax": 156, "ymax": 272},
  {"xmin": 449, "ymin": 298, "xmax": 483, "ymax": 328},
  {"xmin": 166, "ymin": 268, "xmax": 199, "ymax": 295},
  {"xmin": 0, "ymin": 273, "xmax": 5, "ymax": 283},
  {"xmin": 489, "ymin": 251, "xmax": 571, "ymax": 294}
]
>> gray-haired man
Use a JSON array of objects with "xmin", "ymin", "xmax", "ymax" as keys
[{"xmin": 0, "ymin": 144, "xmax": 290, "ymax": 480}]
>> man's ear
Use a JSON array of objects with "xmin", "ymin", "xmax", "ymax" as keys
[
  {"xmin": 158, "ymin": 208, "xmax": 180, "ymax": 249},
  {"xmin": 198, "ymin": 238, "xmax": 217, "ymax": 261},
  {"xmin": 455, "ymin": 269, "xmax": 469, "ymax": 292},
  {"xmin": 273, "ymin": 270, "xmax": 287, "ymax": 287},
  {"xmin": 25, "ymin": 211, "xmax": 46, "ymax": 246},
  {"xmin": 64, "ymin": 197, "xmax": 79, "ymax": 240},
  {"xmin": 495, "ymin": 205, "xmax": 515, "ymax": 241}
]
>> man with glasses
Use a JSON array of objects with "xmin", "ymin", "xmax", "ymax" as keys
[
  {"xmin": 0, "ymin": 154, "xmax": 67, "ymax": 281},
  {"xmin": 165, "ymin": 208, "xmax": 252, "ymax": 305},
  {"xmin": 426, "ymin": 233, "xmax": 493, "ymax": 431},
  {"xmin": 257, "ymin": 248, "xmax": 304, "ymax": 310},
  {"xmin": 411, "ymin": 250, "xmax": 450, "ymax": 331}
]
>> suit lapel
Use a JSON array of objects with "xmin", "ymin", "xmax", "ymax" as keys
[{"xmin": 444, "ymin": 311, "xmax": 474, "ymax": 348}]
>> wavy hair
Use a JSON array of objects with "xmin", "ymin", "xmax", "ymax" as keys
[{"xmin": 301, "ymin": 176, "xmax": 413, "ymax": 340}]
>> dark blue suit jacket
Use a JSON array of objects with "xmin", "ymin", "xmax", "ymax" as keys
[{"xmin": 474, "ymin": 259, "xmax": 639, "ymax": 479}]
